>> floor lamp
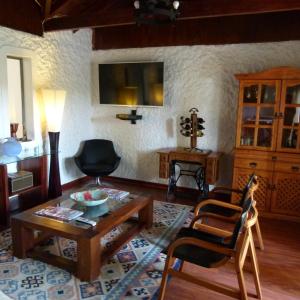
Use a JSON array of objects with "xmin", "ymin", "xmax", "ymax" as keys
[{"xmin": 42, "ymin": 89, "xmax": 66, "ymax": 199}]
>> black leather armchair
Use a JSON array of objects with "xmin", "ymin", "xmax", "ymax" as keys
[{"xmin": 74, "ymin": 139, "xmax": 121, "ymax": 185}]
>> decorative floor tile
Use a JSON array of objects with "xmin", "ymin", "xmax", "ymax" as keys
[
  {"xmin": 47, "ymin": 284, "xmax": 75, "ymax": 300},
  {"xmin": 0, "ymin": 265, "xmax": 19, "ymax": 279},
  {"xmin": 0, "ymin": 201, "xmax": 191, "ymax": 300},
  {"xmin": 79, "ymin": 281, "xmax": 103, "ymax": 298},
  {"xmin": 117, "ymin": 251, "xmax": 137, "ymax": 263},
  {"xmin": 131, "ymin": 287, "xmax": 151, "ymax": 297}
]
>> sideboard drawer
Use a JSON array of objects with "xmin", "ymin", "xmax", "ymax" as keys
[
  {"xmin": 234, "ymin": 158, "xmax": 273, "ymax": 171},
  {"xmin": 274, "ymin": 162, "xmax": 300, "ymax": 173}
]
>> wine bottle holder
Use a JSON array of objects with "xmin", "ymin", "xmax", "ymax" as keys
[{"xmin": 180, "ymin": 108, "xmax": 205, "ymax": 151}]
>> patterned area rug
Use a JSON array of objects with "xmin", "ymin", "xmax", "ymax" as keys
[{"xmin": 0, "ymin": 201, "xmax": 192, "ymax": 300}]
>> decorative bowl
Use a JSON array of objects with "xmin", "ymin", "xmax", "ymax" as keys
[{"xmin": 70, "ymin": 189, "xmax": 109, "ymax": 206}]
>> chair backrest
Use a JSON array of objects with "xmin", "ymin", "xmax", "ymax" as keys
[
  {"xmin": 238, "ymin": 173, "xmax": 257, "ymax": 206},
  {"xmin": 225, "ymin": 197, "xmax": 253, "ymax": 249},
  {"xmin": 77, "ymin": 139, "xmax": 118, "ymax": 164}
]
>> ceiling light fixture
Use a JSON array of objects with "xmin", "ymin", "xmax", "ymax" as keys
[{"xmin": 134, "ymin": 0, "xmax": 181, "ymax": 25}]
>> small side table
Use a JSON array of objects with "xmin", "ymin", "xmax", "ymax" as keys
[
  {"xmin": 157, "ymin": 148, "xmax": 222, "ymax": 198},
  {"xmin": 0, "ymin": 153, "xmax": 48, "ymax": 226}
]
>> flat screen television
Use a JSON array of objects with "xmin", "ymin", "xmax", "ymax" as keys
[{"xmin": 99, "ymin": 62, "xmax": 164, "ymax": 107}]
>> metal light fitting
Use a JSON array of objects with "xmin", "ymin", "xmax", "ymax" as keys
[{"xmin": 134, "ymin": 0, "xmax": 180, "ymax": 25}]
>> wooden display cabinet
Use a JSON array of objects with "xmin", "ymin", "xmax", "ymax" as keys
[
  {"xmin": 233, "ymin": 67, "xmax": 300, "ymax": 221},
  {"xmin": 0, "ymin": 154, "xmax": 48, "ymax": 226}
]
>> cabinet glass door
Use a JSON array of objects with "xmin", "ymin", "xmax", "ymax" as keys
[
  {"xmin": 237, "ymin": 81, "xmax": 280, "ymax": 150},
  {"xmin": 277, "ymin": 80, "xmax": 300, "ymax": 152}
]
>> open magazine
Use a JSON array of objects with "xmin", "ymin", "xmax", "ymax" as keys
[
  {"xmin": 100, "ymin": 188, "xmax": 129, "ymax": 201},
  {"xmin": 35, "ymin": 206, "xmax": 83, "ymax": 221}
]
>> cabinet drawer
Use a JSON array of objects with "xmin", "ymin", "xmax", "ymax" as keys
[
  {"xmin": 274, "ymin": 162, "xmax": 300, "ymax": 173},
  {"xmin": 234, "ymin": 158, "xmax": 273, "ymax": 171}
]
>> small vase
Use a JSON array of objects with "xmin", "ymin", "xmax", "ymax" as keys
[{"xmin": 1, "ymin": 138, "xmax": 22, "ymax": 156}]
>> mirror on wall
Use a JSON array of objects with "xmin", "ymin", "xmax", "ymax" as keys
[{"xmin": 7, "ymin": 57, "xmax": 26, "ymax": 140}]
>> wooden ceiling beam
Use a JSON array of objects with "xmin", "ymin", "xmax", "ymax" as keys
[
  {"xmin": 44, "ymin": 0, "xmax": 53, "ymax": 19},
  {"xmin": 47, "ymin": 0, "xmax": 120, "ymax": 19},
  {"xmin": 92, "ymin": 11, "xmax": 300, "ymax": 49},
  {"xmin": 181, "ymin": 0, "xmax": 300, "ymax": 19},
  {"xmin": 44, "ymin": 0, "xmax": 300, "ymax": 32},
  {"xmin": 0, "ymin": 0, "xmax": 43, "ymax": 36}
]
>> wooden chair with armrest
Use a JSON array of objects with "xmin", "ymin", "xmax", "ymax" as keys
[
  {"xmin": 158, "ymin": 197, "xmax": 262, "ymax": 300},
  {"xmin": 195, "ymin": 174, "xmax": 264, "ymax": 250}
]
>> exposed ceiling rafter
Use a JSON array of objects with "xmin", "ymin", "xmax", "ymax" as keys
[
  {"xmin": 0, "ymin": 0, "xmax": 300, "ymax": 47},
  {"xmin": 43, "ymin": 0, "xmax": 300, "ymax": 32}
]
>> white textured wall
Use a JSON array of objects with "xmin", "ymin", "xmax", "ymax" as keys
[
  {"xmin": 1, "ymin": 24, "xmax": 300, "ymax": 188},
  {"xmin": 92, "ymin": 42, "xmax": 300, "ymax": 186},
  {"xmin": 0, "ymin": 27, "xmax": 93, "ymax": 184}
]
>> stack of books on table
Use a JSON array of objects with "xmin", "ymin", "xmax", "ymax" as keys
[
  {"xmin": 35, "ymin": 206, "xmax": 83, "ymax": 221},
  {"xmin": 100, "ymin": 188, "xmax": 130, "ymax": 201}
]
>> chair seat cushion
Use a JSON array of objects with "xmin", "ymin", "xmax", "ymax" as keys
[
  {"xmin": 207, "ymin": 191, "xmax": 232, "ymax": 202},
  {"xmin": 83, "ymin": 163, "xmax": 116, "ymax": 173},
  {"xmin": 164, "ymin": 227, "xmax": 228, "ymax": 268},
  {"xmin": 198, "ymin": 203, "xmax": 238, "ymax": 218},
  {"xmin": 79, "ymin": 159, "xmax": 120, "ymax": 176}
]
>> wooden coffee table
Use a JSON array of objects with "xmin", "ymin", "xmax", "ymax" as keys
[{"xmin": 11, "ymin": 193, "xmax": 153, "ymax": 281}]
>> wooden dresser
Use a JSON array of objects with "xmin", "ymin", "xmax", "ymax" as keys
[{"xmin": 233, "ymin": 67, "xmax": 300, "ymax": 221}]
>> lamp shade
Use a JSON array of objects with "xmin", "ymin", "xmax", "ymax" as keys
[{"xmin": 41, "ymin": 89, "xmax": 66, "ymax": 132}]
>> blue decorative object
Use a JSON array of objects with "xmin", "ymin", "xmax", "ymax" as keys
[{"xmin": 1, "ymin": 138, "xmax": 22, "ymax": 157}]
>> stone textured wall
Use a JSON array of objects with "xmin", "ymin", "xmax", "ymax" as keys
[
  {"xmin": 1, "ymin": 24, "xmax": 300, "ymax": 188},
  {"xmin": 92, "ymin": 42, "xmax": 300, "ymax": 186},
  {"xmin": 0, "ymin": 27, "xmax": 93, "ymax": 184}
]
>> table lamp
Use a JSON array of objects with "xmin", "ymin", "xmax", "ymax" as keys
[{"xmin": 41, "ymin": 89, "xmax": 66, "ymax": 199}]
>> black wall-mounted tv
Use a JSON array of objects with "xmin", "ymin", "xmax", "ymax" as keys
[{"xmin": 99, "ymin": 62, "xmax": 164, "ymax": 107}]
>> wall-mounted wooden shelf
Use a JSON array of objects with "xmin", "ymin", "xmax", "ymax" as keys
[{"xmin": 116, "ymin": 109, "xmax": 142, "ymax": 124}]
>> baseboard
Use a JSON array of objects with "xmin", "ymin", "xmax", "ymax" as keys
[
  {"xmin": 62, "ymin": 175, "xmax": 200, "ymax": 195},
  {"xmin": 103, "ymin": 175, "xmax": 200, "ymax": 195},
  {"xmin": 62, "ymin": 176, "xmax": 90, "ymax": 191}
]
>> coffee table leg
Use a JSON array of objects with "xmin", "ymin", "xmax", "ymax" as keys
[
  {"xmin": 139, "ymin": 199, "xmax": 153, "ymax": 229},
  {"xmin": 11, "ymin": 218, "xmax": 34, "ymax": 258},
  {"xmin": 77, "ymin": 235, "xmax": 101, "ymax": 282}
]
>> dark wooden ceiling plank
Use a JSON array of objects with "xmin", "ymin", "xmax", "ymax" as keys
[
  {"xmin": 0, "ymin": 0, "xmax": 43, "ymax": 36},
  {"xmin": 47, "ymin": 0, "xmax": 121, "ymax": 19},
  {"xmin": 45, "ymin": 0, "xmax": 53, "ymax": 18},
  {"xmin": 44, "ymin": 0, "xmax": 300, "ymax": 32},
  {"xmin": 92, "ymin": 11, "xmax": 300, "ymax": 49},
  {"xmin": 181, "ymin": 0, "xmax": 300, "ymax": 19}
]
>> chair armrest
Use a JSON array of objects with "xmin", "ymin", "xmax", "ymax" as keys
[
  {"xmin": 194, "ymin": 199, "xmax": 243, "ymax": 216},
  {"xmin": 167, "ymin": 237, "xmax": 234, "ymax": 257}
]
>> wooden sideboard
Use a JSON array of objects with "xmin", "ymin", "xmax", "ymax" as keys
[
  {"xmin": 157, "ymin": 147, "xmax": 221, "ymax": 185},
  {"xmin": 0, "ymin": 154, "xmax": 48, "ymax": 226}
]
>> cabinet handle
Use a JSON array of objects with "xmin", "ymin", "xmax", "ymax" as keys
[
  {"xmin": 291, "ymin": 166, "xmax": 300, "ymax": 172},
  {"xmin": 278, "ymin": 112, "xmax": 284, "ymax": 119},
  {"xmin": 249, "ymin": 162, "xmax": 257, "ymax": 168},
  {"xmin": 274, "ymin": 112, "xmax": 278, "ymax": 118}
]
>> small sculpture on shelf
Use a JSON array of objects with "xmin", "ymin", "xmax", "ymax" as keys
[{"xmin": 180, "ymin": 108, "xmax": 205, "ymax": 151}]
